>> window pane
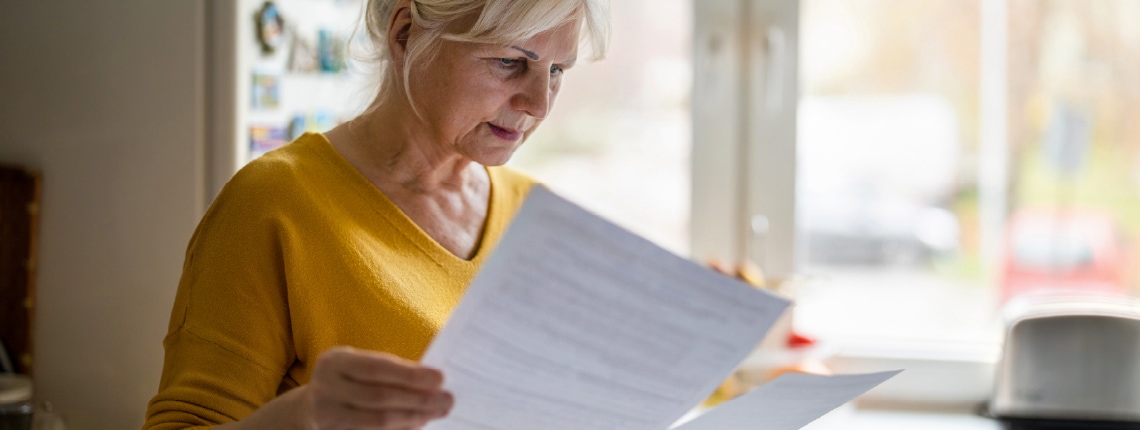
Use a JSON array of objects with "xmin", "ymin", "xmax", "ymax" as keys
[
  {"xmin": 507, "ymin": 0, "xmax": 692, "ymax": 256},
  {"xmin": 1001, "ymin": 0, "xmax": 1140, "ymax": 302},
  {"xmin": 795, "ymin": 0, "xmax": 1140, "ymax": 344}
]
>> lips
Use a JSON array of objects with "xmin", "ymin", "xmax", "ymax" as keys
[{"xmin": 487, "ymin": 123, "xmax": 523, "ymax": 141}]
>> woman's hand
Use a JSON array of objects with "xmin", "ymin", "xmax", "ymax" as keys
[
  {"xmin": 297, "ymin": 346, "xmax": 454, "ymax": 430},
  {"xmin": 707, "ymin": 259, "xmax": 766, "ymax": 287}
]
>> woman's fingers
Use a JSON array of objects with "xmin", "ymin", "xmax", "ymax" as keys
[
  {"xmin": 318, "ymin": 347, "xmax": 444, "ymax": 390},
  {"xmin": 705, "ymin": 259, "xmax": 766, "ymax": 287},
  {"xmin": 317, "ymin": 375, "xmax": 454, "ymax": 412},
  {"xmin": 707, "ymin": 259, "xmax": 733, "ymax": 275},
  {"xmin": 305, "ymin": 346, "xmax": 455, "ymax": 429}
]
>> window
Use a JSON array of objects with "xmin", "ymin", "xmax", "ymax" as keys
[
  {"xmin": 509, "ymin": 0, "xmax": 693, "ymax": 255},
  {"xmin": 793, "ymin": 0, "xmax": 995, "ymax": 345},
  {"xmin": 517, "ymin": 0, "xmax": 1140, "ymax": 409},
  {"xmin": 793, "ymin": 0, "xmax": 1140, "ymax": 349}
]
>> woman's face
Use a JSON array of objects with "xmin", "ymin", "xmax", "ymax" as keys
[{"xmin": 406, "ymin": 18, "xmax": 582, "ymax": 166}]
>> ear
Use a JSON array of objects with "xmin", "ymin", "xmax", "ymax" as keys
[{"xmin": 387, "ymin": 0, "xmax": 414, "ymax": 75}]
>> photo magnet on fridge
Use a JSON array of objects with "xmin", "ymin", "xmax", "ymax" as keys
[{"xmin": 255, "ymin": 1, "xmax": 285, "ymax": 55}]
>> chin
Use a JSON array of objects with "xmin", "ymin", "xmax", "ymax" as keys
[
  {"xmin": 473, "ymin": 151, "xmax": 516, "ymax": 167},
  {"xmin": 465, "ymin": 141, "xmax": 523, "ymax": 167}
]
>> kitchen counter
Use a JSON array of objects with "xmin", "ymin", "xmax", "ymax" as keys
[{"xmin": 803, "ymin": 405, "xmax": 1003, "ymax": 429}]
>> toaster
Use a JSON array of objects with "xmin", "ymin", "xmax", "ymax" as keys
[{"xmin": 990, "ymin": 294, "xmax": 1140, "ymax": 429}]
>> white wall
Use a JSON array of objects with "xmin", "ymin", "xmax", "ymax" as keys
[{"xmin": 0, "ymin": 2, "xmax": 206, "ymax": 429}]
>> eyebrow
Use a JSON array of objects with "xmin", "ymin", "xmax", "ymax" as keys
[
  {"xmin": 509, "ymin": 46, "xmax": 577, "ymax": 65},
  {"xmin": 511, "ymin": 46, "xmax": 540, "ymax": 60}
]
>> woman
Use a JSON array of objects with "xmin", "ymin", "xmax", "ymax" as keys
[{"xmin": 142, "ymin": 0, "xmax": 609, "ymax": 428}]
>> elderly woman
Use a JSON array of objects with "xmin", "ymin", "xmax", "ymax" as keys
[{"xmin": 142, "ymin": 0, "xmax": 609, "ymax": 428}]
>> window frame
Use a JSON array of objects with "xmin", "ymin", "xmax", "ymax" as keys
[
  {"xmin": 691, "ymin": 0, "xmax": 800, "ymax": 280},
  {"xmin": 692, "ymin": 0, "xmax": 1012, "ymax": 410}
]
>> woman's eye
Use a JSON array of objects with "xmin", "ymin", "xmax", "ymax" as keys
[
  {"xmin": 497, "ymin": 58, "xmax": 521, "ymax": 68},
  {"xmin": 550, "ymin": 65, "xmax": 564, "ymax": 77}
]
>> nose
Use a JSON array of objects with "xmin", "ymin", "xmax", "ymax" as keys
[{"xmin": 511, "ymin": 70, "xmax": 551, "ymax": 119}]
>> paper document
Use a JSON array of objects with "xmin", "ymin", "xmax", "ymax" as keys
[
  {"xmin": 673, "ymin": 371, "xmax": 902, "ymax": 430},
  {"xmin": 420, "ymin": 187, "xmax": 897, "ymax": 429}
]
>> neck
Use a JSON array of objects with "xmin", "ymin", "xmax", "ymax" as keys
[{"xmin": 339, "ymin": 92, "xmax": 483, "ymax": 194}]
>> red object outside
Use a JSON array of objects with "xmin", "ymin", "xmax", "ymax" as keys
[{"xmin": 998, "ymin": 208, "xmax": 1129, "ymax": 304}]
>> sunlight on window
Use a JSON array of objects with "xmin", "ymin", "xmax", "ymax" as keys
[
  {"xmin": 508, "ymin": 0, "xmax": 692, "ymax": 256},
  {"xmin": 511, "ymin": 0, "xmax": 1140, "ymax": 348},
  {"xmin": 795, "ymin": 0, "xmax": 1140, "ymax": 345}
]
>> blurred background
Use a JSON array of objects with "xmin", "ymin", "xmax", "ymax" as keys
[{"xmin": 2, "ymin": 0, "xmax": 1140, "ymax": 428}]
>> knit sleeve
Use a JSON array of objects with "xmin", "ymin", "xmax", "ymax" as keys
[{"xmin": 142, "ymin": 164, "xmax": 297, "ymax": 429}]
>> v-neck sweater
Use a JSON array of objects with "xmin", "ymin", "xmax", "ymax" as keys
[{"xmin": 143, "ymin": 133, "xmax": 536, "ymax": 429}]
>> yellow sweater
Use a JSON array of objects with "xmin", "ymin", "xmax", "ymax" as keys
[{"xmin": 143, "ymin": 133, "xmax": 535, "ymax": 429}]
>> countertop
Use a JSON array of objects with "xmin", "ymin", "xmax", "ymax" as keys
[{"xmin": 803, "ymin": 405, "xmax": 1003, "ymax": 429}]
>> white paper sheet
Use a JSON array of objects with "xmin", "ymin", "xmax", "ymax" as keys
[
  {"xmin": 673, "ymin": 370, "xmax": 903, "ymax": 430},
  {"xmin": 421, "ymin": 186, "xmax": 791, "ymax": 430}
]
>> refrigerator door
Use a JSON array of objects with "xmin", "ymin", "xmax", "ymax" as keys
[{"xmin": 209, "ymin": 0, "xmax": 366, "ymax": 200}]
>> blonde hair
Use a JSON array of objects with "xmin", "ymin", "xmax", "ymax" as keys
[{"xmin": 359, "ymin": 0, "xmax": 610, "ymax": 114}]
